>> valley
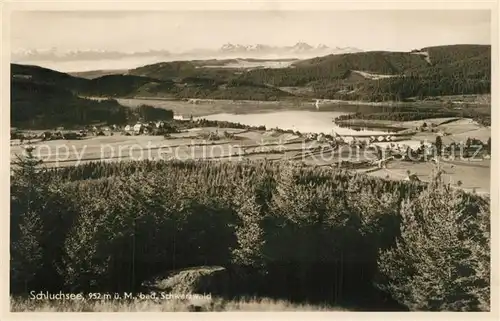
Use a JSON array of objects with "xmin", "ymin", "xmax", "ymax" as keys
[{"xmin": 10, "ymin": 44, "xmax": 492, "ymax": 195}]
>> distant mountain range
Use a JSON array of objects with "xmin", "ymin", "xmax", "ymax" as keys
[
  {"xmin": 12, "ymin": 43, "xmax": 363, "ymax": 63},
  {"xmin": 216, "ymin": 42, "xmax": 360, "ymax": 56}
]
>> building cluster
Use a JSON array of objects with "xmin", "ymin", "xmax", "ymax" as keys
[
  {"xmin": 123, "ymin": 121, "xmax": 162, "ymax": 135},
  {"xmin": 368, "ymin": 135, "xmax": 399, "ymax": 143}
]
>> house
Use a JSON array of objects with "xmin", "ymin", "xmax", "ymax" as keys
[
  {"xmin": 174, "ymin": 115, "xmax": 190, "ymax": 121},
  {"xmin": 133, "ymin": 123, "xmax": 143, "ymax": 134},
  {"xmin": 63, "ymin": 132, "xmax": 80, "ymax": 140},
  {"xmin": 53, "ymin": 131, "xmax": 64, "ymax": 139}
]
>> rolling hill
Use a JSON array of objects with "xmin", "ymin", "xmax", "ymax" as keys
[
  {"xmin": 11, "ymin": 78, "xmax": 129, "ymax": 128},
  {"xmin": 124, "ymin": 44, "xmax": 491, "ymax": 102},
  {"xmin": 11, "ymin": 61, "xmax": 294, "ymax": 101},
  {"xmin": 10, "ymin": 44, "xmax": 491, "ymax": 128},
  {"xmin": 10, "ymin": 65, "xmax": 176, "ymax": 128},
  {"xmin": 236, "ymin": 45, "xmax": 490, "ymax": 101}
]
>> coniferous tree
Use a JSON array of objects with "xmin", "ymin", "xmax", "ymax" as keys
[
  {"xmin": 435, "ymin": 136, "xmax": 443, "ymax": 156},
  {"xmin": 231, "ymin": 170, "xmax": 266, "ymax": 269},
  {"xmin": 10, "ymin": 144, "xmax": 44, "ymax": 293},
  {"xmin": 377, "ymin": 176, "xmax": 490, "ymax": 311}
]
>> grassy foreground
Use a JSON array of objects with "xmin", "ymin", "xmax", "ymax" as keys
[{"xmin": 10, "ymin": 296, "xmax": 344, "ymax": 312}]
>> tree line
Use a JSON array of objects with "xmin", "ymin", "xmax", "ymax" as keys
[
  {"xmin": 11, "ymin": 78, "xmax": 176, "ymax": 129},
  {"xmin": 334, "ymin": 106, "xmax": 491, "ymax": 126}
]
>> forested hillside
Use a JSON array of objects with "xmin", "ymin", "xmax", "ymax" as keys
[
  {"xmin": 11, "ymin": 157, "xmax": 490, "ymax": 311},
  {"xmin": 126, "ymin": 44, "xmax": 491, "ymax": 101},
  {"xmin": 11, "ymin": 79, "xmax": 129, "ymax": 128},
  {"xmin": 10, "ymin": 44, "xmax": 491, "ymax": 125},
  {"xmin": 11, "ymin": 62, "xmax": 292, "ymax": 102},
  {"xmin": 11, "ymin": 78, "xmax": 173, "ymax": 129},
  {"xmin": 240, "ymin": 45, "xmax": 491, "ymax": 101}
]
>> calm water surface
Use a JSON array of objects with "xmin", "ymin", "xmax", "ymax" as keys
[
  {"xmin": 113, "ymin": 98, "xmax": 399, "ymax": 136},
  {"xmin": 197, "ymin": 111, "xmax": 394, "ymax": 136}
]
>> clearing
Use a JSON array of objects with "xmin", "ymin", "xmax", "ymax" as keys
[
  {"xmin": 366, "ymin": 159, "xmax": 490, "ymax": 194},
  {"xmin": 351, "ymin": 70, "xmax": 397, "ymax": 80}
]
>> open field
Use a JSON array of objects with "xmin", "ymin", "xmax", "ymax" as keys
[
  {"xmin": 11, "ymin": 113, "xmax": 491, "ymax": 193},
  {"xmin": 11, "ymin": 125, "xmax": 490, "ymax": 193},
  {"xmin": 10, "ymin": 128, "xmax": 316, "ymax": 167},
  {"xmin": 366, "ymin": 159, "xmax": 490, "ymax": 194},
  {"xmin": 201, "ymin": 58, "xmax": 297, "ymax": 69},
  {"xmin": 340, "ymin": 117, "xmax": 490, "ymax": 144}
]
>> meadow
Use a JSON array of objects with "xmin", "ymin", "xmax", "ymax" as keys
[{"xmin": 11, "ymin": 114, "xmax": 491, "ymax": 194}]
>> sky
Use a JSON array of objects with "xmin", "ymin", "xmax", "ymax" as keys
[{"xmin": 11, "ymin": 10, "xmax": 491, "ymax": 53}]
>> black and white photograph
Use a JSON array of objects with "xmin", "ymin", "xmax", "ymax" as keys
[{"xmin": 3, "ymin": 1, "xmax": 496, "ymax": 315}]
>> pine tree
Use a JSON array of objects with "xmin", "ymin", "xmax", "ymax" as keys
[
  {"xmin": 377, "ymin": 178, "xmax": 490, "ymax": 311},
  {"xmin": 231, "ymin": 170, "xmax": 266, "ymax": 269},
  {"xmin": 10, "ymin": 144, "xmax": 44, "ymax": 293},
  {"xmin": 435, "ymin": 136, "xmax": 443, "ymax": 156}
]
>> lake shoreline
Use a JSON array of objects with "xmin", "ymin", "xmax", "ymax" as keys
[{"xmin": 85, "ymin": 93, "xmax": 491, "ymax": 109}]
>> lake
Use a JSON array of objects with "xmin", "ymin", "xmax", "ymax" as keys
[
  {"xmin": 112, "ymin": 97, "xmax": 403, "ymax": 135},
  {"xmin": 197, "ymin": 111, "xmax": 395, "ymax": 136}
]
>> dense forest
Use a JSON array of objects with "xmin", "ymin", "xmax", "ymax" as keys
[
  {"xmin": 10, "ymin": 150, "xmax": 490, "ymax": 311},
  {"xmin": 238, "ymin": 45, "xmax": 490, "ymax": 101},
  {"xmin": 11, "ymin": 44, "xmax": 491, "ymax": 106},
  {"xmin": 11, "ymin": 78, "xmax": 174, "ymax": 128},
  {"xmin": 334, "ymin": 107, "xmax": 491, "ymax": 126},
  {"xmin": 11, "ymin": 79, "xmax": 129, "ymax": 128}
]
